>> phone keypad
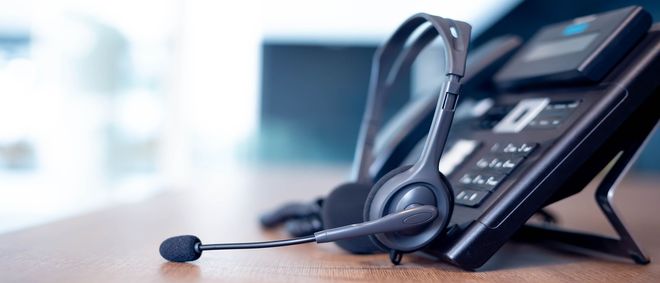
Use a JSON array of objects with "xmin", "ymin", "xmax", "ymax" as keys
[{"xmin": 454, "ymin": 142, "xmax": 537, "ymax": 207}]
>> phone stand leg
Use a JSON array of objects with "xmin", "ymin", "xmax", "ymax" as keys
[{"xmin": 514, "ymin": 122, "xmax": 657, "ymax": 264}]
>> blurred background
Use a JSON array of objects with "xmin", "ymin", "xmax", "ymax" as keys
[{"xmin": 0, "ymin": 0, "xmax": 658, "ymax": 233}]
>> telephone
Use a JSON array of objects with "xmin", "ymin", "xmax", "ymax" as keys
[
  {"xmin": 403, "ymin": 6, "xmax": 658, "ymax": 269},
  {"xmin": 256, "ymin": 6, "xmax": 659, "ymax": 270}
]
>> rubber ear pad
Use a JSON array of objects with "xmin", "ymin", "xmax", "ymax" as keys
[
  {"xmin": 362, "ymin": 165, "xmax": 414, "ymax": 251},
  {"xmin": 321, "ymin": 182, "xmax": 380, "ymax": 254}
]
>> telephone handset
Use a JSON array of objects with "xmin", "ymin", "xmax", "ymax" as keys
[{"xmin": 259, "ymin": 6, "xmax": 659, "ymax": 270}]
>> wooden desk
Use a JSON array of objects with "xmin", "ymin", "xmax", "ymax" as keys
[{"xmin": 1, "ymin": 166, "xmax": 659, "ymax": 282}]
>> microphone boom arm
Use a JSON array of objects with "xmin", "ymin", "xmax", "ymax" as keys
[
  {"xmin": 198, "ymin": 236, "xmax": 316, "ymax": 251},
  {"xmin": 198, "ymin": 205, "xmax": 438, "ymax": 251}
]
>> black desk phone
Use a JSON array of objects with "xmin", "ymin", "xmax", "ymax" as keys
[
  {"xmin": 259, "ymin": 6, "xmax": 659, "ymax": 269},
  {"xmin": 376, "ymin": 6, "xmax": 659, "ymax": 269},
  {"xmin": 161, "ymin": 6, "xmax": 658, "ymax": 270}
]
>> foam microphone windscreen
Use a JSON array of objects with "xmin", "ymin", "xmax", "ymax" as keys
[{"xmin": 159, "ymin": 235, "xmax": 202, "ymax": 262}]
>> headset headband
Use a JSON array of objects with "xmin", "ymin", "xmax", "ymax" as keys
[{"xmin": 352, "ymin": 13, "xmax": 472, "ymax": 184}]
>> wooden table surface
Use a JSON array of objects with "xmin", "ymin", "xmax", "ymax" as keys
[{"xmin": 1, "ymin": 166, "xmax": 659, "ymax": 282}]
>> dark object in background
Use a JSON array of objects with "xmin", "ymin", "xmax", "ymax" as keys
[{"xmin": 259, "ymin": 44, "xmax": 410, "ymax": 163}]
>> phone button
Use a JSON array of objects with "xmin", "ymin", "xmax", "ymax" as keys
[
  {"xmin": 490, "ymin": 142, "xmax": 538, "ymax": 155},
  {"xmin": 455, "ymin": 189, "xmax": 490, "ymax": 207},
  {"xmin": 475, "ymin": 155, "xmax": 524, "ymax": 174},
  {"xmin": 458, "ymin": 171, "xmax": 506, "ymax": 191}
]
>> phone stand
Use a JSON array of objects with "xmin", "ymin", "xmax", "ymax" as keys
[{"xmin": 513, "ymin": 114, "xmax": 658, "ymax": 264}]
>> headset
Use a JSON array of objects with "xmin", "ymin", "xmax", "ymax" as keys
[
  {"xmin": 258, "ymin": 32, "xmax": 523, "ymax": 246},
  {"xmin": 160, "ymin": 13, "xmax": 471, "ymax": 265}
]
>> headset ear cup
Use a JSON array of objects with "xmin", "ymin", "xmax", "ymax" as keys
[
  {"xmin": 363, "ymin": 165, "xmax": 414, "ymax": 251},
  {"xmin": 321, "ymin": 182, "xmax": 380, "ymax": 254}
]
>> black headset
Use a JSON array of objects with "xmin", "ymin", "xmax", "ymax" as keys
[
  {"xmin": 160, "ymin": 13, "xmax": 471, "ymax": 265},
  {"xmin": 332, "ymin": 13, "xmax": 470, "ymax": 255}
]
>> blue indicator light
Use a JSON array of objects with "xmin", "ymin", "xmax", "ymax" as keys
[{"xmin": 563, "ymin": 22, "xmax": 589, "ymax": 36}]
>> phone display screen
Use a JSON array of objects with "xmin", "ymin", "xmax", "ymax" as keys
[{"xmin": 522, "ymin": 33, "xmax": 599, "ymax": 62}]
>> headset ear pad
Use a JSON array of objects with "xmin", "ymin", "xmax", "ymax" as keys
[
  {"xmin": 362, "ymin": 165, "xmax": 413, "ymax": 251},
  {"xmin": 321, "ymin": 182, "xmax": 380, "ymax": 254},
  {"xmin": 363, "ymin": 165, "xmax": 453, "ymax": 252}
]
